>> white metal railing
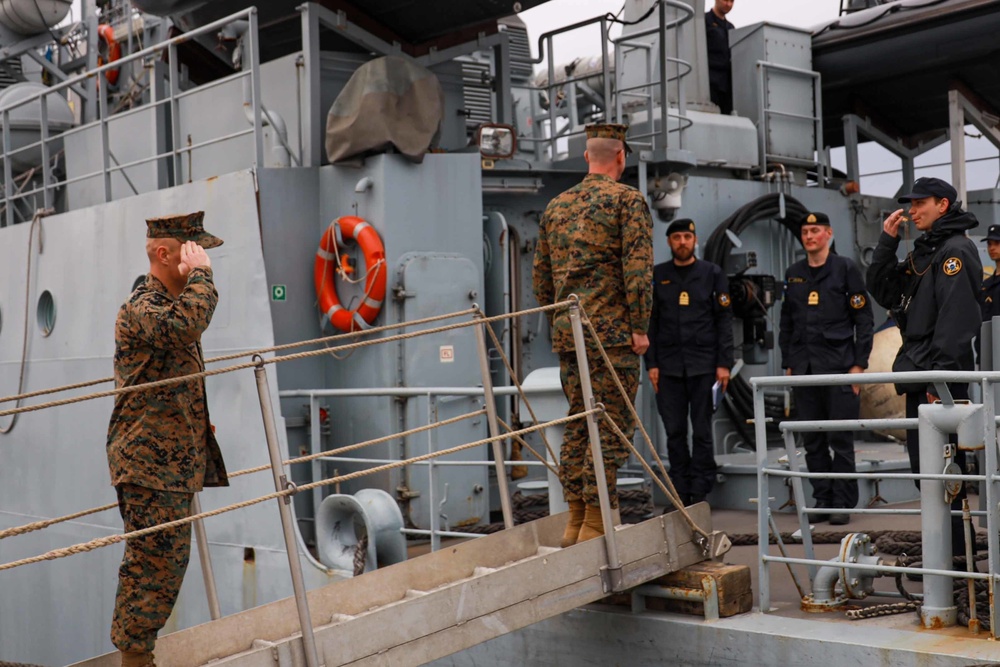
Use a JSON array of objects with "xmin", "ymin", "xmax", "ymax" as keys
[
  {"xmin": 515, "ymin": 0, "xmax": 694, "ymax": 162},
  {"xmin": 279, "ymin": 384, "xmax": 558, "ymax": 552},
  {"xmin": 751, "ymin": 369, "xmax": 1000, "ymax": 636},
  {"xmin": 0, "ymin": 7, "xmax": 264, "ymax": 227}
]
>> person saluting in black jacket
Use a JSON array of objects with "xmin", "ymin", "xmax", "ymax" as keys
[
  {"xmin": 643, "ymin": 218, "xmax": 734, "ymax": 505},
  {"xmin": 779, "ymin": 212, "xmax": 873, "ymax": 525},
  {"xmin": 866, "ymin": 176, "xmax": 981, "ymax": 561}
]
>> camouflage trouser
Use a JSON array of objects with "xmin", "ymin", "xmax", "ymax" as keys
[
  {"xmin": 558, "ymin": 347, "xmax": 639, "ymax": 509},
  {"xmin": 111, "ymin": 484, "xmax": 193, "ymax": 652}
]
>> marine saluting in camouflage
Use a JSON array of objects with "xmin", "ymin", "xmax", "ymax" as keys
[
  {"xmin": 106, "ymin": 211, "xmax": 228, "ymax": 667},
  {"xmin": 532, "ymin": 122, "xmax": 653, "ymax": 549}
]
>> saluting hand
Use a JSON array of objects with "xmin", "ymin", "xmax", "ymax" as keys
[
  {"xmin": 883, "ymin": 209, "xmax": 906, "ymax": 238},
  {"xmin": 178, "ymin": 241, "xmax": 211, "ymax": 276}
]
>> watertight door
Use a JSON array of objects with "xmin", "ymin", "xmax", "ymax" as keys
[{"xmin": 397, "ymin": 252, "xmax": 489, "ymax": 532}]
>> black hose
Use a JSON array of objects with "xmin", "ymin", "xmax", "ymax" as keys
[{"xmin": 705, "ymin": 193, "xmax": 809, "ymax": 428}]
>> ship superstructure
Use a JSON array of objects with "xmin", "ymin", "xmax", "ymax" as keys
[{"xmin": 1, "ymin": 0, "xmax": 1000, "ymax": 665}]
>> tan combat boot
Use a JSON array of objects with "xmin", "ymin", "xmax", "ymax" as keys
[
  {"xmin": 561, "ymin": 499, "xmax": 586, "ymax": 548},
  {"xmin": 120, "ymin": 650, "xmax": 156, "ymax": 667},
  {"xmin": 576, "ymin": 504, "xmax": 605, "ymax": 542}
]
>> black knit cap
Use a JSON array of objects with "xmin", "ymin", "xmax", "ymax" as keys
[
  {"xmin": 799, "ymin": 212, "xmax": 831, "ymax": 227},
  {"xmin": 666, "ymin": 218, "xmax": 696, "ymax": 236}
]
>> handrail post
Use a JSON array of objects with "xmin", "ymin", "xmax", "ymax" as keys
[
  {"xmin": 983, "ymin": 377, "xmax": 999, "ymax": 638},
  {"xmin": 190, "ymin": 493, "xmax": 221, "ymax": 620},
  {"xmin": 782, "ymin": 427, "xmax": 816, "ymax": 582},
  {"xmin": 600, "ymin": 17, "xmax": 611, "ymax": 118},
  {"xmin": 2, "ymin": 109, "xmax": 11, "ymax": 227},
  {"xmin": 546, "ymin": 34, "xmax": 557, "ymax": 161},
  {"xmin": 167, "ymin": 42, "xmax": 182, "ymax": 185},
  {"xmin": 473, "ymin": 312, "xmax": 514, "ymax": 529},
  {"xmin": 658, "ymin": 0, "xmax": 669, "ymax": 153},
  {"xmin": 99, "ymin": 69, "xmax": 112, "ymax": 202},
  {"xmin": 567, "ymin": 300, "xmax": 623, "ymax": 590},
  {"xmin": 427, "ymin": 393, "xmax": 442, "ymax": 549},
  {"xmin": 753, "ymin": 380, "xmax": 772, "ymax": 612},
  {"xmin": 39, "ymin": 95, "xmax": 52, "ymax": 210},
  {"xmin": 247, "ymin": 7, "xmax": 265, "ymax": 168},
  {"xmin": 252, "ymin": 358, "xmax": 321, "ymax": 667}
]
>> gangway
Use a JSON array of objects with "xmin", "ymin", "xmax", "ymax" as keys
[{"xmin": 71, "ymin": 505, "xmax": 713, "ymax": 667}]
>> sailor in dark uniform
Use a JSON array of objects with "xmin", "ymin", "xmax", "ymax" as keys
[
  {"xmin": 705, "ymin": 0, "xmax": 735, "ymax": 114},
  {"xmin": 644, "ymin": 218, "xmax": 734, "ymax": 505},
  {"xmin": 981, "ymin": 224, "xmax": 1000, "ymax": 323},
  {"xmin": 779, "ymin": 212, "xmax": 874, "ymax": 525},
  {"xmin": 867, "ymin": 176, "xmax": 982, "ymax": 562}
]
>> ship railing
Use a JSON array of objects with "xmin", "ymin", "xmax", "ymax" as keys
[
  {"xmin": 277, "ymin": 385, "xmax": 556, "ymax": 553},
  {"xmin": 515, "ymin": 0, "xmax": 694, "ymax": 163},
  {"xmin": 750, "ymin": 370, "xmax": 1000, "ymax": 637},
  {"xmin": 0, "ymin": 7, "xmax": 265, "ymax": 227},
  {"xmin": 0, "ymin": 297, "xmax": 711, "ymax": 667}
]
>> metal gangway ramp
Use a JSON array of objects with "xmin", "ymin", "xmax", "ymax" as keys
[
  {"xmin": 72, "ymin": 506, "xmax": 712, "ymax": 667},
  {"xmin": 0, "ymin": 298, "xmax": 724, "ymax": 667}
]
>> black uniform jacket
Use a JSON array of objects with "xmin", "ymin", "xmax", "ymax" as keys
[
  {"xmin": 705, "ymin": 10, "xmax": 734, "ymax": 94},
  {"xmin": 643, "ymin": 258, "xmax": 734, "ymax": 377},
  {"xmin": 982, "ymin": 273, "xmax": 1000, "ymax": 322},
  {"xmin": 867, "ymin": 209, "xmax": 982, "ymax": 373},
  {"xmin": 779, "ymin": 254, "xmax": 874, "ymax": 374}
]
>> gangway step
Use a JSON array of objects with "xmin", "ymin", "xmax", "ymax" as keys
[{"xmin": 72, "ymin": 504, "xmax": 712, "ymax": 667}]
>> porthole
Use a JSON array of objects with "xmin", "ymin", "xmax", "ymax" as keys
[
  {"xmin": 36, "ymin": 290, "xmax": 55, "ymax": 336},
  {"xmin": 132, "ymin": 275, "xmax": 146, "ymax": 292}
]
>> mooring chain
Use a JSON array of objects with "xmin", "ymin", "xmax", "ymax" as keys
[
  {"xmin": 846, "ymin": 601, "xmax": 919, "ymax": 620},
  {"xmin": 0, "ymin": 410, "xmax": 597, "ymax": 572}
]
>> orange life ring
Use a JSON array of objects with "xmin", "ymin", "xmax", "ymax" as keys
[
  {"xmin": 314, "ymin": 216, "xmax": 386, "ymax": 332},
  {"xmin": 97, "ymin": 24, "xmax": 121, "ymax": 86}
]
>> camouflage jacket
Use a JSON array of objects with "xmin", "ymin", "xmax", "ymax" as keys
[
  {"xmin": 106, "ymin": 267, "xmax": 229, "ymax": 492},
  {"xmin": 532, "ymin": 173, "xmax": 653, "ymax": 353}
]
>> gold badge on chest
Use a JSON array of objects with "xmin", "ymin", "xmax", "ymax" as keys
[
  {"xmin": 679, "ymin": 291, "xmax": 690, "ymax": 306},
  {"xmin": 808, "ymin": 291, "xmax": 819, "ymax": 306}
]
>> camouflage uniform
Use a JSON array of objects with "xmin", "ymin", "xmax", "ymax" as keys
[
  {"xmin": 106, "ymin": 212, "xmax": 227, "ymax": 653},
  {"xmin": 533, "ymin": 153, "xmax": 653, "ymax": 508}
]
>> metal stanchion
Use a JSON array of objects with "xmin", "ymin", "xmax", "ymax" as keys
[
  {"xmin": 253, "ymin": 357, "xmax": 321, "ymax": 667},
  {"xmin": 191, "ymin": 493, "xmax": 221, "ymax": 620},
  {"xmin": 567, "ymin": 300, "xmax": 623, "ymax": 591},
  {"xmin": 473, "ymin": 312, "xmax": 514, "ymax": 529}
]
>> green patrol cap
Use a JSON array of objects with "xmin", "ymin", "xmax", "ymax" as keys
[
  {"xmin": 585, "ymin": 123, "xmax": 632, "ymax": 155},
  {"xmin": 146, "ymin": 211, "xmax": 223, "ymax": 249}
]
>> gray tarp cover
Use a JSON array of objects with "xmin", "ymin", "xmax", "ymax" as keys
[{"xmin": 325, "ymin": 56, "xmax": 444, "ymax": 163}]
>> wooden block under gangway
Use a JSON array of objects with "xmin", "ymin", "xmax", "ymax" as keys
[{"xmin": 643, "ymin": 561, "xmax": 753, "ymax": 618}]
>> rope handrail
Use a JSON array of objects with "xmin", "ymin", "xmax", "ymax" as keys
[
  {"xmin": 477, "ymin": 308, "xmax": 560, "ymax": 467},
  {"xmin": 0, "ymin": 306, "xmax": 485, "ymax": 406},
  {"xmin": 581, "ymin": 314, "xmax": 712, "ymax": 540},
  {"xmin": 0, "ymin": 408, "xmax": 487, "ymax": 540},
  {"xmin": 0, "ymin": 410, "xmax": 598, "ymax": 572},
  {"xmin": 0, "ymin": 301, "xmax": 574, "ymax": 420}
]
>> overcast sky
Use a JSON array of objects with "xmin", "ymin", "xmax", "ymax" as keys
[
  {"xmin": 519, "ymin": 0, "xmax": 1000, "ymax": 197},
  {"xmin": 520, "ymin": 0, "xmax": 842, "ymax": 64}
]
